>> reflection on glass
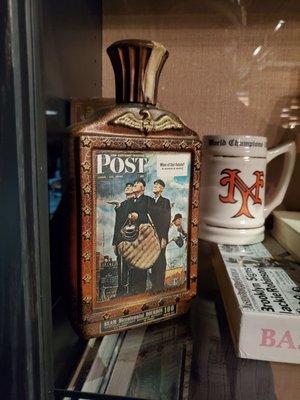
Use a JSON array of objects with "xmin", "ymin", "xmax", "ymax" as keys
[
  {"xmin": 253, "ymin": 45, "xmax": 262, "ymax": 57},
  {"xmin": 274, "ymin": 20, "xmax": 285, "ymax": 32}
]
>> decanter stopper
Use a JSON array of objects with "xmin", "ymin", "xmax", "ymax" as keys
[{"xmin": 107, "ymin": 39, "xmax": 169, "ymax": 105}]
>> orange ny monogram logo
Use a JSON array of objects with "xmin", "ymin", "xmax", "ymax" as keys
[{"xmin": 219, "ymin": 169, "xmax": 264, "ymax": 218}]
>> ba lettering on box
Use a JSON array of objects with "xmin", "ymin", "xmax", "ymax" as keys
[{"xmin": 260, "ymin": 328, "xmax": 300, "ymax": 349}]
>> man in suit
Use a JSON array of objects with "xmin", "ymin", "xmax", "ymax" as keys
[
  {"xmin": 111, "ymin": 182, "xmax": 134, "ymax": 296},
  {"xmin": 149, "ymin": 179, "xmax": 171, "ymax": 291},
  {"xmin": 126, "ymin": 178, "xmax": 153, "ymax": 295},
  {"xmin": 171, "ymin": 213, "xmax": 187, "ymax": 247}
]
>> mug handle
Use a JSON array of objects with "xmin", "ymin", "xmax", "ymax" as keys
[{"xmin": 264, "ymin": 141, "xmax": 296, "ymax": 218}]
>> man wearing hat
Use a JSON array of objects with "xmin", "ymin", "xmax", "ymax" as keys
[
  {"xmin": 126, "ymin": 178, "xmax": 153, "ymax": 294},
  {"xmin": 149, "ymin": 179, "xmax": 171, "ymax": 291},
  {"xmin": 110, "ymin": 182, "xmax": 135, "ymax": 296},
  {"xmin": 166, "ymin": 213, "xmax": 188, "ymax": 274},
  {"xmin": 128, "ymin": 178, "xmax": 152, "ymax": 225},
  {"xmin": 172, "ymin": 213, "xmax": 187, "ymax": 246}
]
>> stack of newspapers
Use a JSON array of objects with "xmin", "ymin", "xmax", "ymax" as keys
[{"xmin": 212, "ymin": 243, "xmax": 300, "ymax": 364}]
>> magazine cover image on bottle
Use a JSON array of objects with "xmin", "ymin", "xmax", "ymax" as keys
[{"xmin": 95, "ymin": 150, "xmax": 191, "ymax": 301}]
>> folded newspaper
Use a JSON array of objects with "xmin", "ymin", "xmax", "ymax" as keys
[{"xmin": 212, "ymin": 243, "xmax": 300, "ymax": 364}]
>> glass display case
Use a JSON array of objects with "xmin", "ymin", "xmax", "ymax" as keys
[{"xmin": 2, "ymin": 0, "xmax": 300, "ymax": 399}]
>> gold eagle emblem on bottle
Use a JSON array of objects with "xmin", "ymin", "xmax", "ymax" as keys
[{"xmin": 110, "ymin": 109, "xmax": 183, "ymax": 133}]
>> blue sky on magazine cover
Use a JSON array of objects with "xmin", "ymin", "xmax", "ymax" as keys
[{"xmin": 96, "ymin": 151, "xmax": 191, "ymax": 260}]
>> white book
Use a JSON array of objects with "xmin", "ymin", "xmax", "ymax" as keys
[
  {"xmin": 212, "ymin": 243, "xmax": 300, "ymax": 364},
  {"xmin": 271, "ymin": 211, "xmax": 300, "ymax": 261}
]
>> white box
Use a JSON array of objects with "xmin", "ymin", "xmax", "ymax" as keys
[
  {"xmin": 271, "ymin": 211, "xmax": 300, "ymax": 261},
  {"xmin": 212, "ymin": 243, "xmax": 300, "ymax": 364}
]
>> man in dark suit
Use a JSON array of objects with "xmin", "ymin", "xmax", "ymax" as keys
[
  {"xmin": 111, "ymin": 182, "xmax": 134, "ymax": 296},
  {"xmin": 149, "ymin": 179, "xmax": 171, "ymax": 291},
  {"xmin": 127, "ymin": 178, "xmax": 153, "ymax": 295}
]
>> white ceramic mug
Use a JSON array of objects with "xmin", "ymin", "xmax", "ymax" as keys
[{"xmin": 199, "ymin": 135, "xmax": 296, "ymax": 244}]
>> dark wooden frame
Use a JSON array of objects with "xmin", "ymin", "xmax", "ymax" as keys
[{"xmin": 0, "ymin": 0, "xmax": 53, "ymax": 398}]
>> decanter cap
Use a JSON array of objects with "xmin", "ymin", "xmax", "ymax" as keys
[{"xmin": 107, "ymin": 39, "xmax": 169, "ymax": 105}]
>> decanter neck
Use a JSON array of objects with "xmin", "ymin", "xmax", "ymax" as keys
[{"xmin": 107, "ymin": 39, "xmax": 169, "ymax": 106}]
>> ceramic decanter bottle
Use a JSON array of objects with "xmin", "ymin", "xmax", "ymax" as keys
[{"xmin": 66, "ymin": 39, "xmax": 201, "ymax": 338}]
